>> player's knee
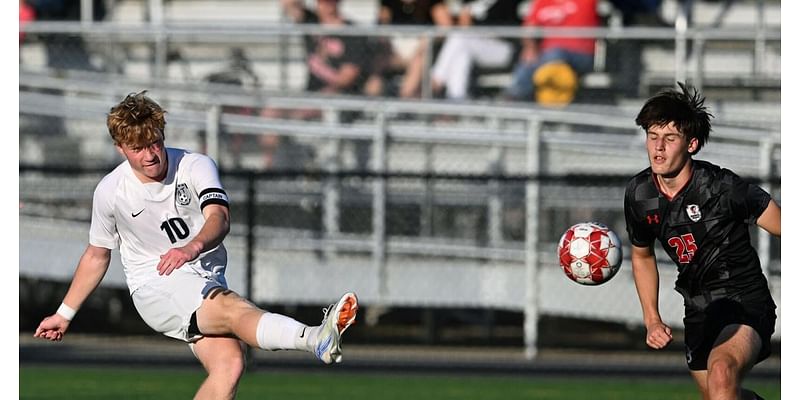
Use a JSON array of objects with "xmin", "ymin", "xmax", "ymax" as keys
[
  {"xmin": 228, "ymin": 352, "xmax": 247, "ymax": 380},
  {"xmin": 209, "ymin": 351, "xmax": 246, "ymax": 384},
  {"xmin": 707, "ymin": 358, "xmax": 738, "ymax": 389}
]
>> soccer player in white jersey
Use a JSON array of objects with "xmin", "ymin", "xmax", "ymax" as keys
[{"xmin": 33, "ymin": 91, "xmax": 359, "ymax": 399}]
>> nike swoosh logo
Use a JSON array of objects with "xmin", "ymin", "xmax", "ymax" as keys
[
  {"xmin": 131, "ymin": 209, "xmax": 145, "ymax": 218},
  {"xmin": 300, "ymin": 327, "xmax": 306, "ymax": 338}
]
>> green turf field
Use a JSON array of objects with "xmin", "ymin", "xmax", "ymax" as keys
[{"xmin": 20, "ymin": 365, "xmax": 779, "ymax": 400}]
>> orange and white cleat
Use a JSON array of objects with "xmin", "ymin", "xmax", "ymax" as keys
[{"xmin": 314, "ymin": 292, "xmax": 358, "ymax": 364}]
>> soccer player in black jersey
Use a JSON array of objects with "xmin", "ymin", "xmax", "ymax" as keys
[{"xmin": 624, "ymin": 83, "xmax": 780, "ymax": 400}]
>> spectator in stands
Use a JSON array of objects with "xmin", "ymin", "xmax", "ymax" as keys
[
  {"xmin": 201, "ymin": 49, "xmax": 262, "ymax": 170},
  {"xmin": 365, "ymin": 0, "xmax": 453, "ymax": 99},
  {"xmin": 278, "ymin": 0, "xmax": 371, "ymax": 99},
  {"xmin": 609, "ymin": 0, "xmax": 665, "ymax": 26},
  {"xmin": 503, "ymin": 0, "xmax": 600, "ymax": 106},
  {"xmin": 27, "ymin": 0, "xmax": 106, "ymax": 71},
  {"xmin": 430, "ymin": 0, "xmax": 524, "ymax": 101},
  {"xmin": 20, "ymin": 0, "xmax": 36, "ymax": 44},
  {"xmin": 605, "ymin": 0, "xmax": 666, "ymax": 98},
  {"xmin": 263, "ymin": 0, "xmax": 371, "ymax": 169},
  {"xmin": 24, "ymin": 0, "xmax": 107, "ymax": 143}
]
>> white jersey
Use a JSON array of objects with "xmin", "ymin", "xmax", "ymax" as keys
[{"xmin": 89, "ymin": 148, "xmax": 230, "ymax": 294}]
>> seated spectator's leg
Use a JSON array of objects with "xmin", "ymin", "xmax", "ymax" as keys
[
  {"xmin": 399, "ymin": 38, "xmax": 430, "ymax": 99},
  {"xmin": 468, "ymin": 37, "xmax": 514, "ymax": 70},
  {"xmin": 563, "ymin": 52, "xmax": 595, "ymax": 76},
  {"xmin": 431, "ymin": 35, "xmax": 465, "ymax": 95},
  {"xmin": 461, "ymin": 37, "xmax": 514, "ymax": 100},
  {"xmin": 435, "ymin": 34, "xmax": 503, "ymax": 100},
  {"xmin": 364, "ymin": 38, "xmax": 405, "ymax": 97},
  {"xmin": 505, "ymin": 61, "xmax": 540, "ymax": 101},
  {"xmin": 537, "ymin": 48, "xmax": 595, "ymax": 77}
]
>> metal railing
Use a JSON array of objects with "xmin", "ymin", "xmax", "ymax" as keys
[
  {"xmin": 20, "ymin": 19, "xmax": 780, "ymax": 97},
  {"xmin": 19, "ymin": 74, "xmax": 781, "ymax": 358}
]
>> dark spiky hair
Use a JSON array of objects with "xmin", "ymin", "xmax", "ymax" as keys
[{"xmin": 635, "ymin": 82, "xmax": 713, "ymax": 155}]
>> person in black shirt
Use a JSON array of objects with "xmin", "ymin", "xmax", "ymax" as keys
[
  {"xmin": 368, "ymin": 0, "xmax": 453, "ymax": 99},
  {"xmin": 624, "ymin": 82, "xmax": 780, "ymax": 400},
  {"xmin": 259, "ymin": 0, "xmax": 371, "ymax": 169}
]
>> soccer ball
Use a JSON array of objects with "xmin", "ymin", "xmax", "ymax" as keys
[{"xmin": 557, "ymin": 222, "xmax": 622, "ymax": 285}]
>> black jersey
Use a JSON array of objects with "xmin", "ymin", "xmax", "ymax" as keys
[{"xmin": 624, "ymin": 160, "xmax": 774, "ymax": 311}]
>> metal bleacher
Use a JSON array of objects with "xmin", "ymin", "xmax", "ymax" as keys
[
  {"xmin": 19, "ymin": 0, "xmax": 781, "ymax": 357},
  {"xmin": 20, "ymin": 0, "xmax": 781, "ymax": 103}
]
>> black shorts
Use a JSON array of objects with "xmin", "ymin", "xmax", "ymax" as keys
[{"xmin": 683, "ymin": 298, "xmax": 776, "ymax": 371}]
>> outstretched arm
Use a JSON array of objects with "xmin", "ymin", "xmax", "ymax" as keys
[
  {"xmin": 757, "ymin": 199, "xmax": 780, "ymax": 237},
  {"xmin": 630, "ymin": 244, "xmax": 672, "ymax": 349},
  {"xmin": 34, "ymin": 244, "xmax": 111, "ymax": 341},
  {"xmin": 157, "ymin": 204, "xmax": 230, "ymax": 276}
]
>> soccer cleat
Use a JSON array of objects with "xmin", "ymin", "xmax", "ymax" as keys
[{"xmin": 314, "ymin": 292, "xmax": 358, "ymax": 364}]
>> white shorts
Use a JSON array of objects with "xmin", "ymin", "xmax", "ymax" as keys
[{"xmin": 131, "ymin": 268, "xmax": 227, "ymax": 342}]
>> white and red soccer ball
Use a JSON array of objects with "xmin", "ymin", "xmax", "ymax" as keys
[{"xmin": 557, "ymin": 222, "xmax": 622, "ymax": 285}]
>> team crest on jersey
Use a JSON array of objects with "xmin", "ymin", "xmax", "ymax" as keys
[
  {"xmin": 686, "ymin": 204, "xmax": 702, "ymax": 222},
  {"xmin": 176, "ymin": 183, "xmax": 191, "ymax": 206}
]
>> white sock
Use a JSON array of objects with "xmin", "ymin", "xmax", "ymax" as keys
[{"xmin": 255, "ymin": 312, "xmax": 309, "ymax": 351}]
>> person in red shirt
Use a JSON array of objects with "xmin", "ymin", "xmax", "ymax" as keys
[
  {"xmin": 503, "ymin": 0, "xmax": 599, "ymax": 102},
  {"xmin": 19, "ymin": 0, "xmax": 36, "ymax": 44}
]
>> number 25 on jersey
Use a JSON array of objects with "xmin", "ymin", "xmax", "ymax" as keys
[{"xmin": 668, "ymin": 233, "xmax": 697, "ymax": 263}]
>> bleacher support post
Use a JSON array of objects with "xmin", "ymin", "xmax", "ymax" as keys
[
  {"xmin": 488, "ymin": 116, "xmax": 504, "ymax": 247},
  {"xmin": 524, "ymin": 118, "xmax": 542, "ymax": 360},
  {"xmin": 205, "ymin": 104, "xmax": 221, "ymax": 163},
  {"xmin": 373, "ymin": 112, "xmax": 388, "ymax": 300},
  {"xmin": 322, "ymin": 108, "xmax": 341, "ymax": 258}
]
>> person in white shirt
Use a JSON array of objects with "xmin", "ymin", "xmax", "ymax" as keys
[{"xmin": 33, "ymin": 91, "xmax": 359, "ymax": 399}]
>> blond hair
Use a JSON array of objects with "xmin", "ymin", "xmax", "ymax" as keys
[{"xmin": 106, "ymin": 91, "xmax": 167, "ymax": 147}]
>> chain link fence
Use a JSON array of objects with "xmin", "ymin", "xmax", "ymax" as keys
[{"xmin": 20, "ymin": 166, "xmax": 781, "ymax": 370}]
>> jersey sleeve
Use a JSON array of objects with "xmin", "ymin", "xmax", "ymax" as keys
[
  {"xmin": 88, "ymin": 178, "xmax": 119, "ymax": 249},
  {"xmin": 189, "ymin": 154, "xmax": 230, "ymax": 210},
  {"xmin": 727, "ymin": 171, "xmax": 771, "ymax": 224},
  {"xmin": 624, "ymin": 180, "xmax": 654, "ymax": 247}
]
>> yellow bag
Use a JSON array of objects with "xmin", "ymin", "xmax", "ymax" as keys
[{"xmin": 533, "ymin": 62, "xmax": 578, "ymax": 107}]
